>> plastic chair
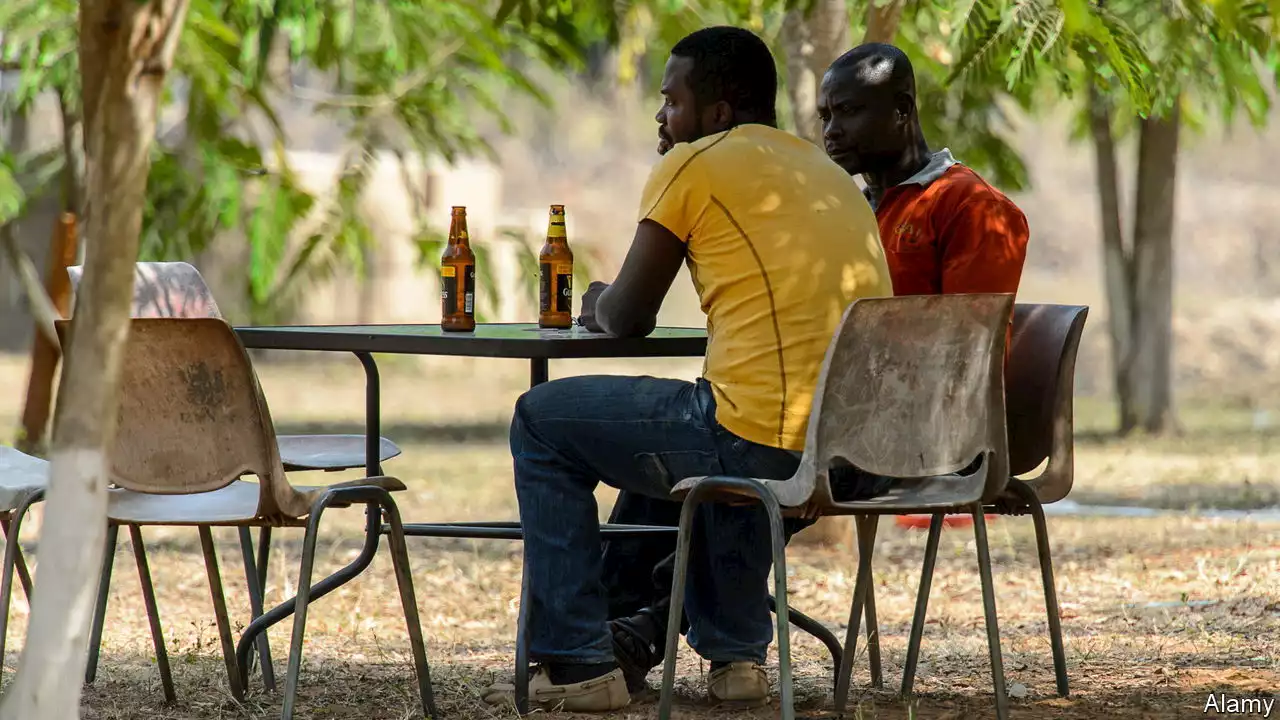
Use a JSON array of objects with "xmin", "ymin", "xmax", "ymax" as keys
[
  {"xmin": 66, "ymin": 262, "xmax": 402, "ymax": 472},
  {"xmin": 899, "ymin": 303, "xmax": 1089, "ymax": 701},
  {"xmin": 656, "ymin": 293, "xmax": 1016, "ymax": 720},
  {"xmin": 66, "ymin": 262, "xmax": 399, "ymax": 695},
  {"xmin": 0, "ymin": 448, "xmax": 47, "ymax": 670},
  {"xmin": 87, "ymin": 317, "xmax": 435, "ymax": 718}
]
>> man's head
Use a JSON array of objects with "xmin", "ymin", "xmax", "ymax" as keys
[
  {"xmin": 818, "ymin": 42, "xmax": 920, "ymax": 176},
  {"xmin": 656, "ymin": 26, "xmax": 778, "ymax": 155}
]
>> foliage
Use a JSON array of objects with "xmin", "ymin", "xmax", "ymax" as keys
[
  {"xmin": 946, "ymin": 0, "xmax": 1278, "ymax": 127},
  {"xmin": 1, "ymin": 0, "xmax": 593, "ymax": 323}
]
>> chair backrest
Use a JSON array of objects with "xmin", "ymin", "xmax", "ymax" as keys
[
  {"xmin": 784, "ymin": 294, "xmax": 1014, "ymax": 511},
  {"xmin": 1005, "ymin": 303, "xmax": 1089, "ymax": 503},
  {"xmin": 88, "ymin": 318, "xmax": 287, "ymax": 511},
  {"xmin": 67, "ymin": 262, "xmax": 222, "ymax": 319}
]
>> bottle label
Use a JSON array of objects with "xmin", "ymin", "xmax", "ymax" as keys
[
  {"xmin": 463, "ymin": 265, "xmax": 475, "ymax": 316},
  {"xmin": 441, "ymin": 265, "xmax": 457, "ymax": 316},
  {"xmin": 541, "ymin": 262, "xmax": 573, "ymax": 313},
  {"xmin": 547, "ymin": 221, "xmax": 566, "ymax": 239},
  {"xmin": 539, "ymin": 262, "xmax": 553, "ymax": 312},
  {"xmin": 556, "ymin": 263, "xmax": 573, "ymax": 313}
]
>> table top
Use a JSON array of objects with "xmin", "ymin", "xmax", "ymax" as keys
[{"xmin": 234, "ymin": 322, "xmax": 708, "ymax": 359}]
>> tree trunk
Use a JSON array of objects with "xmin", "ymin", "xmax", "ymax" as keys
[
  {"xmin": 1088, "ymin": 80, "xmax": 1137, "ymax": 431},
  {"xmin": 0, "ymin": 1, "xmax": 189, "ymax": 717},
  {"xmin": 781, "ymin": 0, "xmax": 918, "ymax": 549},
  {"xmin": 1125, "ymin": 101, "xmax": 1180, "ymax": 434},
  {"xmin": 780, "ymin": 0, "xmax": 849, "ymax": 144},
  {"xmin": 17, "ymin": 216, "xmax": 79, "ymax": 455},
  {"xmin": 863, "ymin": 0, "xmax": 907, "ymax": 44},
  {"xmin": 58, "ymin": 90, "xmax": 88, "ymax": 235}
]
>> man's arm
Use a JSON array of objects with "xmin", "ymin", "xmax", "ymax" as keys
[
  {"xmin": 939, "ymin": 195, "xmax": 1029, "ymax": 295},
  {"xmin": 595, "ymin": 219, "xmax": 688, "ymax": 338}
]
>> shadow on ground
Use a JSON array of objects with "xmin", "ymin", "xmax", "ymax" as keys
[{"xmin": 75, "ymin": 653, "xmax": 1280, "ymax": 720}]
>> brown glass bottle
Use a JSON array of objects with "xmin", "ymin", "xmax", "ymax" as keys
[
  {"xmin": 538, "ymin": 204, "xmax": 574, "ymax": 329},
  {"xmin": 441, "ymin": 206, "xmax": 476, "ymax": 332}
]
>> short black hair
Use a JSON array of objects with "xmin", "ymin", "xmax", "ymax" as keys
[
  {"xmin": 671, "ymin": 26, "xmax": 777, "ymax": 121},
  {"xmin": 829, "ymin": 42, "xmax": 917, "ymax": 96}
]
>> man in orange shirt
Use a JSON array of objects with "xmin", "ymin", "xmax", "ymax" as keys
[{"xmin": 818, "ymin": 42, "xmax": 1029, "ymax": 299}]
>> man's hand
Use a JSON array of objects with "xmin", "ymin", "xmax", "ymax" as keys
[{"xmin": 577, "ymin": 281, "xmax": 609, "ymax": 333}]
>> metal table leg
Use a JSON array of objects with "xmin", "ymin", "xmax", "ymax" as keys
[
  {"xmin": 529, "ymin": 358, "xmax": 548, "ymax": 388},
  {"xmin": 354, "ymin": 351, "xmax": 384, "ymax": 477}
]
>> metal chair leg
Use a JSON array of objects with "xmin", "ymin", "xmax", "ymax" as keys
[
  {"xmin": 0, "ymin": 493, "xmax": 38, "ymax": 601},
  {"xmin": 514, "ymin": 566, "xmax": 530, "ymax": 715},
  {"xmin": 380, "ymin": 498, "xmax": 438, "ymax": 719},
  {"xmin": 972, "ymin": 505, "xmax": 1009, "ymax": 720},
  {"xmin": 834, "ymin": 514, "xmax": 876, "ymax": 713},
  {"xmin": 85, "ymin": 524, "xmax": 119, "ymax": 684},
  {"xmin": 857, "ymin": 517, "xmax": 883, "ymax": 689},
  {"xmin": 281, "ymin": 501, "xmax": 330, "ymax": 719},
  {"xmin": 257, "ymin": 526, "xmax": 272, "ymax": 604},
  {"xmin": 0, "ymin": 491, "xmax": 41, "ymax": 674},
  {"xmin": 1010, "ymin": 481, "xmax": 1069, "ymax": 697},
  {"xmin": 129, "ymin": 525, "xmax": 176, "ymax": 703},
  {"xmin": 900, "ymin": 513, "xmax": 944, "ymax": 696},
  {"xmin": 762, "ymin": 486, "xmax": 795, "ymax": 720},
  {"xmin": 658, "ymin": 480, "xmax": 795, "ymax": 720},
  {"xmin": 239, "ymin": 526, "xmax": 276, "ymax": 691},
  {"xmin": 658, "ymin": 483, "xmax": 709, "ymax": 720},
  {"xmin": 199, "ymin": 527, "xmax": 245, "ymax": 702}
]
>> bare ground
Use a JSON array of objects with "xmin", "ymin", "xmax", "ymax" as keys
[{"xmin": 0, "ymin": 355, "xmax": 1277, "ymax": 719}]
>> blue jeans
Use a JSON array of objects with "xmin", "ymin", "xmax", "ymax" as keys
[{"xmin": 511, "ymin": 375, "xmax": 801, "ymax": 665}]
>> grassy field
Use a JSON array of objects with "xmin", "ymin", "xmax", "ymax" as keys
[{"xmin": 1, "ymin": 353, "xmax": 1278, "ymax": 719}]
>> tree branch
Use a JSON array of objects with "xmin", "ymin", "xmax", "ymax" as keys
[{"xmin": 0, "ymin": 223, "xmax": 60, "ymax": 347}]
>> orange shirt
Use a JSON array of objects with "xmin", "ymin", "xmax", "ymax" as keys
[{"xmin": 872, "ymin": 151, "xmax": 1028, "ymax": 298}]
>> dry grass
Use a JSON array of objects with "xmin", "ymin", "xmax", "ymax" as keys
[{"xmin": 1, "ymin": 355, "xmax": 1278, "ymax": 719}]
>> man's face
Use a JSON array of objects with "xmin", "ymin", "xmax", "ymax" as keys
[
  {"xmin": 818, "ymin": 67, "xmax": 907, "ymax": 176},
  {"xmin": 655, "ymin": 55, "xmax": 704, "ymax": 156}
]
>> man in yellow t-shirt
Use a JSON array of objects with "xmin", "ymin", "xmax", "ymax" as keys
[{"xmin": 488, "ymin": 26, "xmax": 890, "ymax": 713}]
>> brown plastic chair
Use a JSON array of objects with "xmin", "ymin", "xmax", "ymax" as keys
[
  {"xmin": 0, "ymin": 448, "xmax": 47, "ymax": 670},
  {"xmin": 657, "ymin": 294, "xmax": 1016, "ymax": 720},
  {"xmin": 76, "ymin": 317, "xmax": 435, "ymax": 719},
  {"xmin": 66, "ymin": 261, "xmax": 400, "ymax": 696},
  {"xmin": 66, "ymin": 262, "xmax": 402, "ymax": 472},
  {"xmin": 897, "ymin": 303, "xmax": 1089, "ymax": 702}
]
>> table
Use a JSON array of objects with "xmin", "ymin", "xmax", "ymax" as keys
[{"xmin": 231, "ymin": 323, "xmax": 705, "ymax": 711}]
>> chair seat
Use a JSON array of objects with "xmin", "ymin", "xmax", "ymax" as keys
[
  {"xmin": 0, "ymin": 448, "xmax": 49, "ymax": 510},
  {"xmin": 672, "ymin": 470, "xmax": 988, "ymax": 515},
  {"xmin": 277, "ymin": 434, "xmax": 401, "ymax": 471},
  {"xmin": 107, "ymin": 475, "xmax": 406, "ymax": 525}
]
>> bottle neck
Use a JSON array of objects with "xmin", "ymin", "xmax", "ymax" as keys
[
  {"xmin": 449, "ymin": 219, "xmax": 470, "ymax": 246},
  {"xmin": 547, "ymin": 219, "xmax": 567, "ymax": 244}
]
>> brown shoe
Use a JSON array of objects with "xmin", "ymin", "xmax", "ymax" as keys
[
  {"xmin": 482, "ymin": 666, "xmax": 631, "ymax": 712},
  {"xmin": 707, "ymin": 661, "xmax": 770, "ymax": 708}
]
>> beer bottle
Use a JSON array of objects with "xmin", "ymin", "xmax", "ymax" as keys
[
  {"xmin": 538, "ymin": 204, "xmax": 574, "ymax": 329},
  {"xmin": 441, "ymin": 206, "xmax": 476, "ymax": 332}
]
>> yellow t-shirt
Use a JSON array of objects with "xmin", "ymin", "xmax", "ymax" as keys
[{"xmin": 638, "ymin": 123, "xmax": 891, "ymax": 451}]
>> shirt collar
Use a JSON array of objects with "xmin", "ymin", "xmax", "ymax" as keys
[
  {"xmin": 900, "ymin": 148, "xmax": 958, "ymax": 187},
  {"xmin": 864, "ymin": 148, "xmax": 959, "ymax": 212}
]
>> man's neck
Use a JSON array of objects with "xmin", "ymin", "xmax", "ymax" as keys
[
  {"xmin": 726, "ymin": 112, "xmax": 778, "ymax": 131},
  {"xmin": 863, "ymin": 140, "xmax": 932, "ymax": 207}
]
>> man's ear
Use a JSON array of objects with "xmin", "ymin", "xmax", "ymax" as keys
[
  {"xmin": 706, "ymin": 100, "xmax": 735, "ymax": 132},
  {"xmin": 894, "ymin": 92, "xmax": 916, "ymax": 125}
]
